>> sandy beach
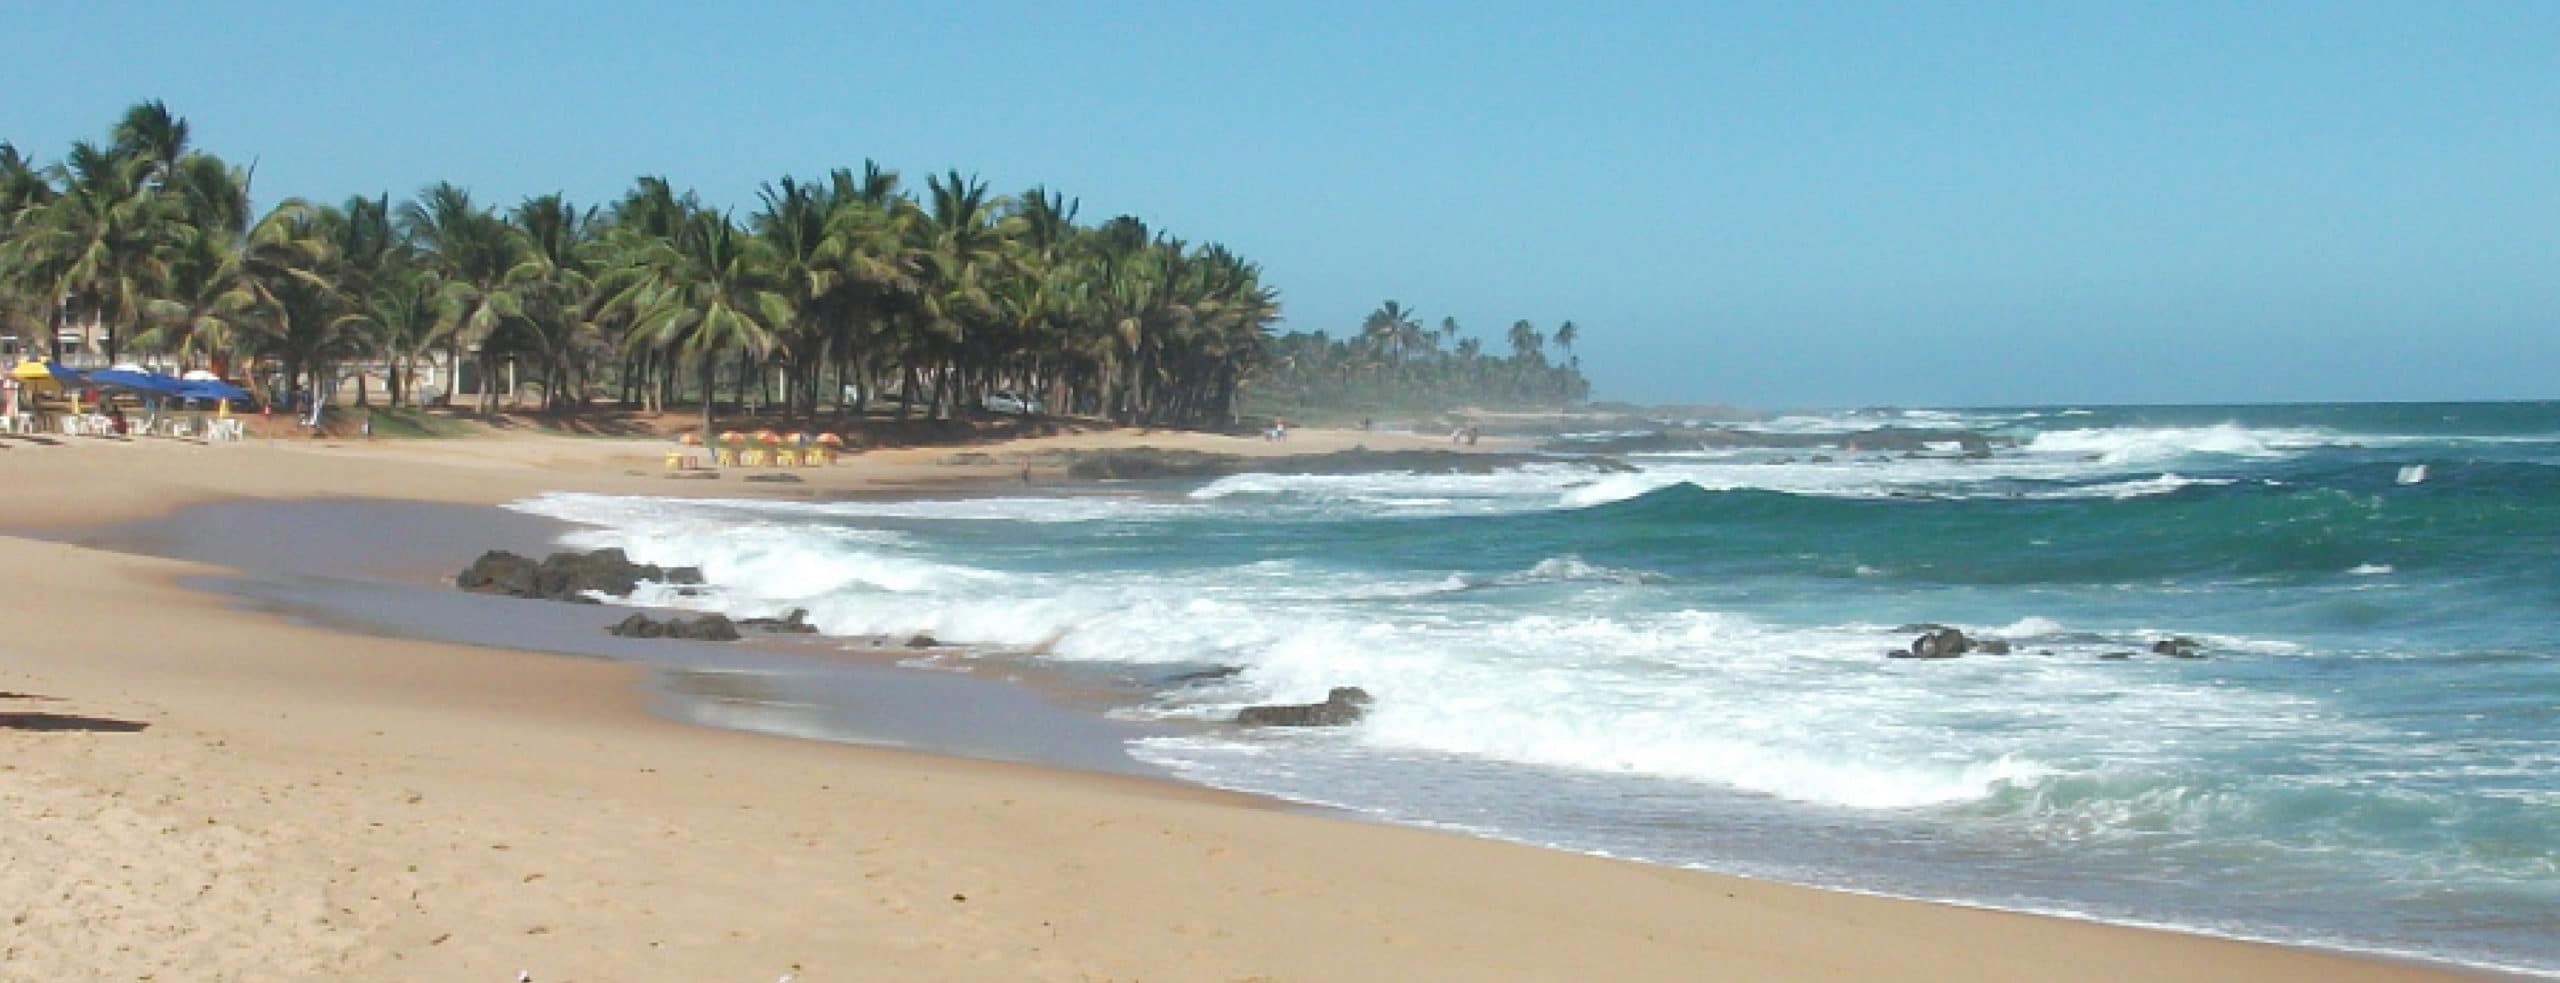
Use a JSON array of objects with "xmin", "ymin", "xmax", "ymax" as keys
[{"xmin": 0, "ymin": 426, "xmax": 2505, "ymax": 981}]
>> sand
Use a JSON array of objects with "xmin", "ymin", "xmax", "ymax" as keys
[{"xmin": 0, "ymin": 426, "xmax": 2505, "ymax": 981}]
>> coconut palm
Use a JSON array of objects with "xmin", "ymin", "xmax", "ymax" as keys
[
  {"xmin": 14, "ymin": 141, "xmax": 173, "ymax": 362},
  {"xmin": 601, "ymin": 209, "xmax": 790, "ymax": 430},
  {"xmin": 398, "ymin": 182, "xmax": 524, "ymax": 411},
  {"xmin": 506, "ymin": 193, "xmax": 601, "ymax": 410}
]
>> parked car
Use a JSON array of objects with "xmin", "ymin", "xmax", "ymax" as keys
[{"xmin": 984, "ymin": 390, "xmax": 1043, "ymax": 415}]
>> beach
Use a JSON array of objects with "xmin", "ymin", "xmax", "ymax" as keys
[{"xmin": 0, "ymin": 426, "xmax": 2511, "ymax": 981}]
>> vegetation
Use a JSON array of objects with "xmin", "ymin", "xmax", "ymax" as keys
[
  {"xmin": 2, "ymin": 102, "xmax": 1589, "ymax": 430},
  {"xmin": 1251, "ymin": 305, "xmax": 1590, "ymax": 421}
]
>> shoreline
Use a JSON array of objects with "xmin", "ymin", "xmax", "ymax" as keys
[{"xmin": 0, "ymin": 430, "xmax": 2524, "ymax": 980}]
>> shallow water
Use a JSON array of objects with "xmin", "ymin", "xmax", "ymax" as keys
[{"xmin": 511, "ymin": 402, "xmax": 2560, "ymax": 976}]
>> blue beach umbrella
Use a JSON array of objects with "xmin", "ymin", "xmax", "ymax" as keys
[
  {"xmin": 85, "ymin": 368, "xmax": 185, "ymax": 395},
  {"xmin": 176, "ymin": 379, "xmax": 250, "ymax": 401}
]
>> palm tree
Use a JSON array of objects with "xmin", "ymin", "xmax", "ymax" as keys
[
  {"xmin": 1553, "ymin": 319, "xmax": 1578, "ymax": 362},
  {"xmin": 506, "ymin": 193, "xmax": 600, "ymax": 411},
  {"xmin": 16, "ymin": 140, "xmax": 172, "ymax": 363},
  {"xmin": 908, "ymin": 170, "xmax": 1013, "ymax": 418},
  {"xmin": 232, "ymin": 199, "xmax": 353, "ymax": 406},
  {"xmin": 602, "ymin": 209, "xmax": 789, "ymax": 431},
  {"xmin": 398, "ymin": 182, "xmax": 523, "ymax": 412}
]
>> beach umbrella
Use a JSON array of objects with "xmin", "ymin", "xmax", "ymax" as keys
[
  {"xmin": 678, "ymin": 431, "xmax": 703, "ymax": 445},
  {"xmin": 86, "ymin": 368, "xmax": 185, "ymax": 395},
  {"xmin": 176, "ymin": 379, "xmax": 250, "ymax": 401},
  {"xmin": 816, "ymin": 432, "xmax": 843, "ymax": 445},
  {"xmin": 10, "ymin": 360, "xmax": 82, "ymax": 388},
  {"xmin": 718, "ymin": 430, "xmax": 741, "ymax": 443}
]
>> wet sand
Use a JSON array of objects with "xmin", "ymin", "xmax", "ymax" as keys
[{"xmin": 0, "ymin": 429, "xmax": 2513, "ymax": 980}]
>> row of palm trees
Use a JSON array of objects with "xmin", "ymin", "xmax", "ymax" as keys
[
  {"xmin": 1252, "ymin": 301, "xmax": 1592, "ymax": 414},
  {"xmin": 1, "ymin": 101, "xmax": 1293, "ymax": 429}
]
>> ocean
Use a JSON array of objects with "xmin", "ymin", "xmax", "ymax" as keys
[{"xmin": 511, "ymin": 401, "xmax": 2560, "ymax": 975}]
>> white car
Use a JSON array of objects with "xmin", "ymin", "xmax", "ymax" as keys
[{"xmin": 984, "ymin": 390, "xmax": 1043, "ymax": 415}]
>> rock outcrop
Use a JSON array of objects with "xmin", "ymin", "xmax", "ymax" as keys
[
  {"xmin": 607, "ymin": 612, "xmax": 741, "ymax": 641},
  {"xmin": 458, "ymin": 548, "xmax": 703, "ymax": 603},
  {"xmin": 737, "ymin": 608, "xmax": 821, "ymax": 634},
  {"xmin": 1235, "ymin": 687, "xmax": 1373, "ymax": 726},
  {"xmin": 1890, "ymin": 627, "xmax": 1972, "ymax": 659}
]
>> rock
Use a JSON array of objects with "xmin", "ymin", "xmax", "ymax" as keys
[
  {"xmin": 738, "ymin": 608, "xmax": 820, "ymax": 634},
  {"xmin": 666, "ymin": 613, "xmax": 739, "ymax": 641},
  {"xmin": 460, "ymin": 548, "xmax": 700, "ymax": 602},
  {"xmin": 1904, "ymin": 627, "xmax": 1970, "ymax": 659},
  {"xmin": 2099, "ymin": 651, "xmax": 2134, "ymax": 660},
  {"xmin": 1236, "ymin": 687, "xmax": 1373, "ymax": 726},
  {"xmin": 2152, "ymin": 637, "xmax": 2204, "ymax": 659},
  {"xmin": 606, "ymin": 612, "xmax": 740, "ymax": 642},
  {"xmin": 1162, "ymin": 665, "xmax": 1244, "ymax": 686},
  {"xmin": 1975, "ymin": 638, "xmax": 2012, "ymax": 655},
  {"xmin": 535, "ymin": 548, "xmax": 650, "ymax": 602},
  {"xmin": 905, "ymin": 633, "xmax": 940, "ymax": 648},
  {"xmin": 457, "ymin": 550, "xmax": 540, "ymax": 597},
  {"xmin": 608, "ymin": 612, "xmax": 667, "ymax": 638}
]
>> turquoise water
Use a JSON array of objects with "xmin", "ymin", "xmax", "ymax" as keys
[{"xmin": 517, "ymin": 401, "xmax": 2560, "ymax": 974}]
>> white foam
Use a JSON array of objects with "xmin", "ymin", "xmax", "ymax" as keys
[
  {"xmin": 512, "ymin": 492, "xmax": 2341, "ymax": 819},
  {"xmin": 2023, "ymin": 424, "xmax": 2332, "ymax": 466},
  {"xmin": 2347, "ymin": 563, "xmax": 2395, "ymax": 576},
  {"xmin": 2396, "ymin": 464, "xmax": 2429, "ymax": 485}
]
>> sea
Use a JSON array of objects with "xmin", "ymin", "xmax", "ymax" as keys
[{"xmin": 509, "ymin": 401, "xmax": 2560, "ymax": 975}]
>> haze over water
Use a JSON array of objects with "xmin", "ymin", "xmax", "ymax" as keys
[{"xmin": 514, "ymin": 401, "xmax": 2560, "ymax": 974}]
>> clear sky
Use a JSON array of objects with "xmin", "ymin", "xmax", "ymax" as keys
[{"xmin": 8, "ymin": 1, "xmax": 2555, "ymax": 408}]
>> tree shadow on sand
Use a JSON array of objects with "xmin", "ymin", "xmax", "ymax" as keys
[{"xmin": 0, "ymin": 712, "xmax": 148, "ymax": 733}]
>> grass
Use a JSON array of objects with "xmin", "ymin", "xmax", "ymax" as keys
[{"xmin": 355, "ymin": 406, "xmax": 481, "ymax": 438}]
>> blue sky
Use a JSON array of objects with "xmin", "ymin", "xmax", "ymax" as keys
[{"xmin": 9, "ymin": 2, "xmax": 2555, "ymax": 407}]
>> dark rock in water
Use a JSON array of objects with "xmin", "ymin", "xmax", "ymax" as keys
[
  {"xmin": 2152, "ymin": 637, "xmax": 2204, "ymax": 659},
  {"xmin": 1236, "ymin": 686, "xmax": 1373, "ymax": 726},
  {"xmin": 905, "ymin": 632, "xmax": 940, "ymax": 648},
  {"xmin": 607, "ymin": 611, "xmax": 739, "ymax": 641},
  {"xmin": 457, "ymin": 550, "xmax": 541, "ymax": 597},
  {"xmin": 669, "ymin": 613, "xmax": 740, "ymax": 641},
  {"xmin": 1904, "ymin": 627, "xmax": 1970, "ymax": 659},
  {"xmin": 535, "ymin": 548, "xmax": 653, "ymax": 603},
  {"xmin": 460, "ymin": 548, "xmax": 700, "ymax": 603},
  {"xmin": 609, "ymin": 612, "xmax": 667, "ymax": 638},
  {"xmin": 1163, "ymin": 665, "xmax": 1244, "ymax": 686},
  {"xmin": 1066, "ymin": 447, "xmax": 1236, "ymax": 480},
  {"xmin": 742, "ymin": 472, "xmax": 803, "ymax": 483},
  {"xmin": 1975, "ymin": 638, "xmax": 2012, "ymax": 655},
  {"xmin": 2099, "ymin": 651, "xmax": 2134, "ymax": 661},
  {"xmin": 738, "ymin": 607, "xmax": 819, "ymax": 634}
]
